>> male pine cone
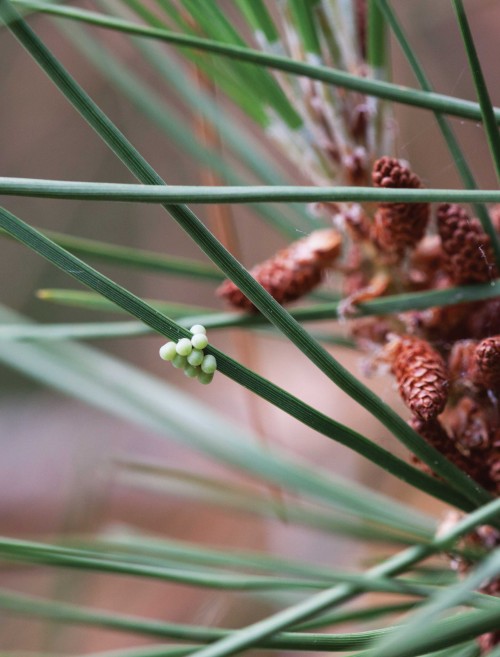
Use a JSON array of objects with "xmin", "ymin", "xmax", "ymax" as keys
[
  {"xmin": 371, "ymin": 157, "xmax": 429, "ymax": 258},
  {"xmin": 474, "ymin": 335, "xmax": 500, "ymax": 392},
  {"xmin": 409, "ymin": 416, "xmax": 473, "ymax": 478},
  {"xmin": 388, "ymin": 335, "xmax": 449, "ymax": 421},
  {"xmin": 217, "ymin": 229, "xmax": 341, "ymax": 311},
  {"xmin": 437, "ymin": 203, "xmax": 498, "ymax": 284}
]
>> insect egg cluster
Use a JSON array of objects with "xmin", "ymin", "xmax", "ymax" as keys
[{"xmin": 159, "ymin": 325, "xmax": 217, "ymax": 384}]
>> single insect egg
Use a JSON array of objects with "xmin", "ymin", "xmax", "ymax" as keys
[
  {"xmin": 201, "ymin": 354, "xmax": 217, "ymax": 374},
  {"xmin": 187, "ymin": 349, "xmax": 204, "ymax": 367},
  {"xmin": 172, "ymin": 354, "xmax": 188, "ymax": 369},
  {"xmin": 159, "ymin": 342, "xmax": 177, "ymax": 361},
  {"xmin": 190, "ymin": 324, "xmax": 207, "ymax": 335},
  {"xmin": 198, "ymin": 371, "xmax": 214, "ymax": 385},
  {"xmin": 191, "ymin": 333, "xmax": 208, "ymax": 350},
  {"xmin": 176, "ymin": 338, "xmax": 193, "ymax": 356},
  {"xmin": 184, "ymin": 364, "xmax": 199, "ymax": 378}
]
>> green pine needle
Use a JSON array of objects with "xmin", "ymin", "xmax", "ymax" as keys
[{"xmin": 8, "ymin": 0, "xmax": 500, "ymax": 124}]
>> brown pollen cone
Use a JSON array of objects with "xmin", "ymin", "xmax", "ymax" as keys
[
  {"xmin": 437, "ymin": 203, "xmax": 498, "ymax": 284},
  {"xmin": 409, "ymin": 416, "xmax": 472, "ymax": 478},
  {"xmin": 216, "ymin": 229, "xmax": 341, "ymax": 312},
  {"xmin": 444, "ymin": 398, "xmax": 499, "ymax": 494},
  {"xmin": 388, "ymin": 335, "xmax": 449, "ymax": 421},
  {"xmin": 371, "ymin": 157, "xmax": 430, "ymax": 259},
  {"xmin": 407, "ymin": 235, "xmax": 446, "ymax": 290},
  {"xmin": 474, "ymin": 336, "xmax": 500, "ymax": 393}
]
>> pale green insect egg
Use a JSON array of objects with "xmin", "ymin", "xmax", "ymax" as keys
[
  {"xmin": 187, "ymin": 349, "xmax": 204, "ymax": 367},
  {"xmin": 184, "ymin": 364, "xmax": 199, "ymax": 378},
  {"xmin": 201, "ymin": 354, "xmax": 217, "ymax": 374},
  {"xmin": 190, "ymin": 324, "xmax": 207, "ymax": 335},
  {"xmin": 176, "ymin": 338, "xmax": 193, "ymax": 356},
  {"xmin": 172, "ymin": 354, "xmax": 188, "ymax": 369},
  {"xmin": 159, "ymin": 341, "xmax": 177, "ymax": 361},
  {"xmin": 191, "ymin": 333, "xmax": 208, "ymax": 350},
  {"xmin": 198, "ymin": 371, "xmax": 214, "ymax": 385}
]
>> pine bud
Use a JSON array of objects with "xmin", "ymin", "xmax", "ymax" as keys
[
  {"xmin": 371, "ymin": 157, "xmax": 429, "ymax": 258},
  {"xmin": 474, "ymin": 336, "xmax": 500, "ymax": 392},
  {"xmin": 388, "ymin": 335, "xmax": 449, "ymax": 420},
  {"xmin": 217, "ymin": 229, "xmax": 341, "ymax": 311},
  {"xmin": 437, "ymin": 203, "xmax": 498, "ymax": 284}
]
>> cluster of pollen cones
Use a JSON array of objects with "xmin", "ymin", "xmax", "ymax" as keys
[
  {"xmin": 217, "ymin": 156, "xmax": 499, "ymax": 492},
  {"xmin": 216, "ymin": 156, "xmax": 500, "ymax": 652}
]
